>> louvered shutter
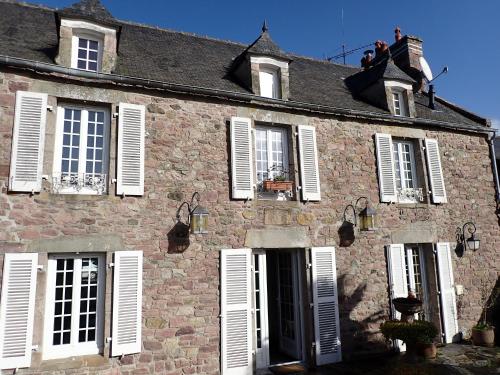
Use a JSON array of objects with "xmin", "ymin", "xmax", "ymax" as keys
[
  {"xmin": 111, "ymin": 251, "xmax": 143, "ymax": 356},
  {"xmin": 0, "ymin": 253, "xmax": 38, "ymax": 370},
  {"xmin": 375, "ymin": 133, "xmax": 397, "ymax": 203},
  {"xmin": 386, "ymin": 244, "xmax": 407, "ymax": 352},
  {"xmin": 311, "ymin": 247, "xmax": 341, "ymax": 365},
  {"xmin": 298, "ymin": 125, "xmax": 321, "ymax": 201},
  {"xmin": 425, "ymin": 139, "xmax": 447, "ymax": 203},
  {"xmin": 435, "ymin": 243, "xmax": 458, "ymax": 343},
  {"xmin": 9, "ymin": 91, "xmax": 48, "ymax": 192},
  {"xmin": 117, "ymin": 103, "xmax": 145, "ymax": 196},
  {"xmin": 230, "ymin": 117, "xmax": 254, "ymax": 200},
  {"xmin": 220, "ymin": 249, "xmax": 252, "ymax": 375}
]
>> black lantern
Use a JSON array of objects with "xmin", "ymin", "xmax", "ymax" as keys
[
  {"xmin": 175, "ymin": 192, "xmax": 209, "ymax": 235},
  {"xmin": 458, "ymin": 221, "xmax": 480, "ymax": 252}
]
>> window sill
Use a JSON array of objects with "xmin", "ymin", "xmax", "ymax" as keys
[
  {"xmin": 395, "ymin": 202, "xmax": 429, "ymax": 209},
  {"xmin": 35, "ymin": 191, "xmax": 113, "ymax": 202},
  {"xmin": 33, "ymin": 353, "xmax": 109, "ymax": 372}
]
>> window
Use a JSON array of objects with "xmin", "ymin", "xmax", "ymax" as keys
[
  {"xmin": 53, "ymin": 105, "xmax": 109, "ymax": 194},
  {"xmin": 255, "ymin": 126, "xmax": 291, "ymax": 199},
  {"xmin": 43, "ymin": 254, "xmax": 105, "ymax": 360},
  {"xmin": 392, "ymin": 140, "xmax": 422, "ymax": 203},
  {"xmin": 392, "ymin": 91, "xmax": 407, "ymax": 117},
  {"xmin": 259, "ymin": 67, "xmax": 280, "ymax": 99},
  {"xmin": 71, "ymin": 34, "xmax": 102, "ymax": 72}
]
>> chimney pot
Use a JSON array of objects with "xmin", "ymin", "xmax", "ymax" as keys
[{"xmin": 395, "ymin": 27, "xmax": 402, "ymax": 42}]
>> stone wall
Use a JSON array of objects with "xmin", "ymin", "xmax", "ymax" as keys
[{"xmin": 0, "ymin": 69, "xmax": 499, "ymax": 374}]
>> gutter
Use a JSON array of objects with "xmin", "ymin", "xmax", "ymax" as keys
[
  {"xmin": 487, "ymin": 133, "xmax": 500, "ymax": 203},
  {"xmin": 0, "ymin": 54, "xmax": 493, "ymax": 136}
]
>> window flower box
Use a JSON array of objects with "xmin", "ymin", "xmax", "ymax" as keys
[{"xmin": 263, "ymin": 180, "xmax": 294, "ymax": 192}]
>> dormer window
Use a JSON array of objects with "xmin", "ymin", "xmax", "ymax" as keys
[
  {"xmin": 75, "ymin": 37, "xmax": 100, "ymax": 72},
  {"xmin": 259, "ymin": 67, "xmax": 281, "ymax": 99},
  {"xmin": 393, "ymin": 91, "xmax": 406, "ymax": 116}
]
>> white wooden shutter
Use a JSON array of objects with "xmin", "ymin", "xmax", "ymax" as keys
[
  {"xmin": 311, "ymin": 247, "xmax": 341, "ymax": 365},
  {"xmin": 425, "ymin": 139, "xmax": 447, "ymax": 203},
  {"xmin": 375, "ymin": 133, "xmax": 397, "ymax": 203},
  {"xmin": 117, "ymin": 103, "xmax": 145, "ymax": 196},
  {"xmin": 111, "ymin": 251, "xmax": 143, "ymax": 356},
  {"xmin": 298, "ymin": 125, "xmax": 321, "ymax": 201},
  {"xmin": 9, "ymin": 91, "xmax": 48, "ymax": 192},
  {"xmin": 435, "ymin": 242, "xmax": 458, "ymax": 343},
  {"xmin": 386, "ymin": 244, "xmax": 407, "ymax": 352},
  {"xmin": 0, "ymin": 253, "xmax": 38, "ymax": 370},
  {"xmin": 230, "ymin": 117, "xmax": 254, "ymax": 200},
  {"xmin": 220, "ymin": 249, "xmax": 252, "ymax": 375}
]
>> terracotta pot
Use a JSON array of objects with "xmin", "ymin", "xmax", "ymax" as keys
[
  {"xmin": 417, "ymin": 342, "xmax": 437, "ymax": 359},
  {"xmin": 262, "ymin": 180, "xmax": 293, "ymax": 192},
  {"xmin": 471, "ymin": 326, "xmax": 495, "ymax": 347}
]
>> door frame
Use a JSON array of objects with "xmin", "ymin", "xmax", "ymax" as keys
[{"xmin": 252, "ymin": 249, "xmax": 306, "ymax": 369}]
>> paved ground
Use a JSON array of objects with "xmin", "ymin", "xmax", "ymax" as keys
[{"xmin": 310, "ymin": 344, "xmax": 500, "ymax": 375}]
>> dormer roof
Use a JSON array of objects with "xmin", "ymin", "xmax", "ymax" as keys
[
  {"xmin": 243, "ymin": 22, "xmax": 291, "ymax": 61},
  {"xmin": 58, "ymin": 0, "xmax": 119, "ymax": 28},
  {"xmin": 345, "ymin": 57, "xmax": 414, "ymax": 94}
]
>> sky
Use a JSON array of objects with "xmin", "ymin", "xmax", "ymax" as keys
[{"xmin": 29, "ymin": 0, "xmax": 500, "ymax": 128}]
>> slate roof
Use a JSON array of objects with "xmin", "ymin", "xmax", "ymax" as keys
[
  {"xmin": 0, "ymin": 0, "xmax": 488, "ymax": 128},
  {"xmin": 58, "ymin": 0, "xmax": 116, "ymax": 25}
]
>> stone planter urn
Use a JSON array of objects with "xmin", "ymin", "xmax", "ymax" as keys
[
  {"xmin": 471, "ymin": 326, "xmax": 495, "ymax": 347},
  {"xmin": 393, "ymin": 297, "xmax": 423, "ymax": 323},
  {"xmin": 416, "ymin": 342, "xmax": 437, "ymax": 359}
]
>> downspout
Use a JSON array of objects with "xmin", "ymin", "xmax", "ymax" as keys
[{"xmin": 487, "ymin": 131, "xmax": 500, "ymax": 203}]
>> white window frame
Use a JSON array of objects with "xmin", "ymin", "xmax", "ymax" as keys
[
  {"xmin": 42, "ymin": 253, "xmax": 106, "ymax": 360},
  {"xmin": 258, "ymin": 66, "xmax": 281, "ymax": 99},
  {"xmin": 254, "ymin": 126, "xmax": 290, "ymax": 182},
  {"xmin": 71, "ymin": 32, "xmax": 103, "ymax": 72},
  {"xmin": 393, "ymin": 140, "xmax": 420, "ymax": 203},
  {"xmin": 52, "ymin": 104, "xmax": 110, "ymax": 195},
  {"xmin": 392, "ymin": 90, "xmax": 407, "ymax": 117}
]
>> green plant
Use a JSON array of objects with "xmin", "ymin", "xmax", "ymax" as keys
[
  {"xmin": 273, "ymin": 174, "xmax": 287, "ymax": 182},
  {"xmin": 380, "ymin": 320, "xmax": 438, "ymax": 345}
]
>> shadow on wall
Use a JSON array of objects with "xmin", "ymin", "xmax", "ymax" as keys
[
  {"xmin": 337, "ymin": 274, "xmax": 389, "ymax": 357},
  {"xmin": 485, "ymin": 276, "xmax": 500, "ymax": 346}
]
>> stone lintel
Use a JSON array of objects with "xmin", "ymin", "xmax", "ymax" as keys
[{"xmin": 244, "ymin": 228, "xmax": 310, "ymax": 248}]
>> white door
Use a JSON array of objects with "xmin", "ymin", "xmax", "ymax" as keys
[
  {"xmin": 253, "ymin": 252, "xmax": 270, "ymax": 369},
  {"xmin": 277, "ymin": 251, "xmax": 301, "ymax": 359}
]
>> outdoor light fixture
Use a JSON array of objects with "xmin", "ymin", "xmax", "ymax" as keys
[
  {"xmin": 175, "ymin": 192, "xmax": 209, "ymax": 234},
  {"xmin": 457, "ymin": 221, "xmax": 480, "ymax": 252},
  {"xmin": 344, "ymin": 196, "xmax": 377, "ymax": 232}
]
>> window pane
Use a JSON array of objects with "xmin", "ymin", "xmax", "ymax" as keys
[
  {"xmin": 79, "ymin": 257, "xmax": 99, "ymax": 343},
  {"xmin": 88, "ymin": 62, "xmax": 98, "ymax": 72},
  {"xmin": 78, "ymin": 49, "xmax": 87, "ymax": 59},
  {"xmin": 88, "ymin": 51, "xmax": 98, "ymax": 61},
  {"xmin": 89, "ymin": 40, "xmax": 98, "ymax": 50},
  {"xmin": 79, "ymin": 38, "xmax": 88, "ymax": 48},
  {"xmin": 77, "ymin": 60, "xmax": 87, "ymax": 70},
  {"xmin": 255, "ymin": 129, "xmax": 268, "ymax": 183},
  {"xmin": 52, "ymin": 258, "xmax": 74, "ymax": 347}
]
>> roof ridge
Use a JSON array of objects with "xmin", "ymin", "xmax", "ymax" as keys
[{"xmin": 0, "ymin": 0, "xmax": 55, "ymax": 11}]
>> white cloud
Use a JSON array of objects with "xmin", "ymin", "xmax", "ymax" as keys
[{"xmin": 492, "ymin": 118, "xmax": 500, "ymax": 130}]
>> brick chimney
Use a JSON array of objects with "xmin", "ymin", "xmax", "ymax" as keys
[{"xmin": 390, "ymin": 34, "xmax": 424, "ymax": 91}]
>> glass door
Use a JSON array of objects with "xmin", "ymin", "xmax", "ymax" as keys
[
  {"xmin": 277, "ymin": 251, "xmax": 301, "ymax": 359},
  {"xmin": 405, "ymin": 245, "xmax": 430, "ymax": 320}
]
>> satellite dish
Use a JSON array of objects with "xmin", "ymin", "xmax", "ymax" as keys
[{"xmin": 419, "ymin": 56, "xmax": 433, "ymax": 81}]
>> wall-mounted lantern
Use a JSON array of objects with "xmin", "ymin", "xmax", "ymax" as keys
[
  {"xmin": 457, "ymin": 221, "xmax": 480, "ymax": 252},
  {"xmin": 344, "ymin": 196, "xmax": 377, "ymax": 232},
  {"xmin": 176, "ymin": 192, "xmax": 209, "ymax": 234}
]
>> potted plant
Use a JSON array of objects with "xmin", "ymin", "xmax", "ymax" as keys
[
  {"xmin": 471, "ymin": 282, "xmax": 499, "ymax": 347},
  {"xmin": 416, "ymin": 323, "xmax": 439, "ymax": 359},
  {"xmin": 380, "ymin": 320, "xmax": 438, "ymax": 361},
  {"xmin": 262, "ymin": 165, "xmax": 294, "ymax": 192}
]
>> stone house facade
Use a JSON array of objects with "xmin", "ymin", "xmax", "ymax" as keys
[{"xmin": 0, "ymin": 1, "xmax": 499, "ymax": 374}]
